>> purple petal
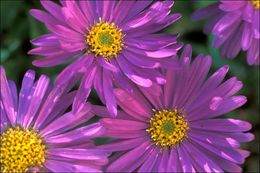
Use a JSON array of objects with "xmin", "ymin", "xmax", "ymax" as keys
[
  {"xmin": 30, "ymin": 9, "xmax": 61, "ymax": 25},
  {"xmin": 178, "ymin": 145, "xmax": 196, "ymax": 172},
  {"xmin": 167, "ymin": 147, "xmax": 182, "ymax": 172},
  {"xmin": 117, "ymin": 56, "xmax": 152, "ymax": 87},
  {"xmin": 212, "ymin": 11, "xmax": 241, "ymax": 35},
  {"xmin": 30, "ymin": 34, "xmax": 59, "ymax": 47},
  {"xmin": 190, "ymin": 137, "xmax": 245, "ymax": 164},
  {"xmin": 40, "ymin": 0, "xmax": 64, "ymax": 22},
  {"xmin": 219, "ymin": 1, "xmax": 245, "ymax": 11},
  {"xmin": 110, "ymin": 1, "xmax": 135, "ymax": 25},
  {"xmin": 192, "ymin": 3, "xmax": 219, "ymax": 21},
  {"xmin": 189, "ymin": 129, "xmax": 240, "ymax": 148},
  {"xmin": 158, "ymin": 149, "xmax": 170, "ymax": 172},
  {"xmin": 114, "ymin": 88, "xmax": 152, "ymax": 120},
  {"xmin": 45, "ymin": 122, "xmax": 104, "ymax": 147},
  {"xmin": 102, "ymin": 69, "xmax": 117, "ymax": 117},
  {"xmin": 0, "ymin": 67, "xmax": 16, "ymax": 124},
  {"xmin": 22, "ymin": 75, "xmax": 50, "ymax": 128},
  {"xmin": 243, "ymin": 3, "xmax": 254, "ymax": 22},
  {"xmin": 45, "ymin": 160, "xmax": 102, "ymax": 173},
  {"xmin": 122, "ymin": 50, "xmax": 160, "ymax": 69},
  {"xmin": 138, "ymin": 147, "xmax": 160, "ymax": 172},
  {"xmin": 106, "ymin": 141, "xmax": 151, "ymax": 172},
  {"xmin": 100, "ymin": 118, "xmax": 148, "ymax": 131},
  {"xmin": 183, "ymin": 141, "xmax": 223, "ymax": 172},
  {"xmin": 47, "ymin": 148, "xmax": 109, "ymax": 160},
  {"xmin": 190, "ymin": 118, "xmax": 252, "ymax": 132},
  {"xmin": 98, "ymin": 137, "xmax": 146, "ymax": 152},
  {"xmin": 40, "ymin": 104, "xmax": 93, "ymax": 137},
  {"xmin": 72, "ymin": 65, "xmax": 97, "ymax": 111}
]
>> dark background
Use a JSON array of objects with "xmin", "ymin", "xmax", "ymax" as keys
[{"xmin": 0, "ymin": 0, "xmax": 259, "ymax": 172}]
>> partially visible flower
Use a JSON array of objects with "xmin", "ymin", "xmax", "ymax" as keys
[
  {"xmin": 29, "ymin": 0, "xmax": 182, "ymax": 117},
  {"xmin": 0, "ymin": 66, "xmax": 109, "ymax": 173},
  {"xmin": 192, "ymin": 0, "xmax": 259, "ymax": 65},
  {"xmin": 94, "ymin": 45, "xmax": 254, "ymax": 172}
]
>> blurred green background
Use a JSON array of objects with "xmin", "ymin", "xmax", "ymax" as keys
[{"xmin": 0, "ymin": 0, "xmax": 259, "ymax": 172}]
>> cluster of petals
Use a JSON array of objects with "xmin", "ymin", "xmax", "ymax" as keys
[
  {"xmin": 192, "ymin": 0, "xmax": 259, "ymax": 65},
  {"xmin": 29, "ymin": 0, "xmax": 182, "ymax": 116},
  {"xmin": 0, "ymin": 0, "xmax": 256, "ymax": 172},
  {"xmin": 94, "ymin": 45, "xmax": 254, "ymax": 172},
  {"xmin": 1, "ymin": 67, "xmax": 109, "ymax": 172}
]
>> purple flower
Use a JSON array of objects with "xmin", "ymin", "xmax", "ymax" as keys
[
  {"xmin": 94, "ymin": 45, "xmax": 254, "ymax": 172},
  {"xmin": 0, "ymin": 66, "xmax": 109, "ymax": 173},
  {"xmin": 28, "ymin": 0, "xmax": 182, "ymax": 116},
  {"xmin": 192, "ymin": 0, "xmax": 259, "ymax": 65}
]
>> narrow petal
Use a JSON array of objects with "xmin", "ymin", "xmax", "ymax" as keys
[
  {"xmin": 190, "ymin": 119, "xmax": 252, "ymax": 132},
  {"xmin": 106, "ymin": 141, "xmax": 151, "ymax": 172},
  {"xmin": 0, "ymin": 67, "xmax": 16, "ymax": 124}
]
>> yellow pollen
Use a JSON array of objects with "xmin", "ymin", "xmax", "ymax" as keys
[
  {"xmin": 0, "ymin": 126, "xmax": 46, "ymax": 173},
  {"xmin": 86, "ymin": 18, "xmax": 124, "ymax": 60},
  {"xmin": 146, "ymin": 109, "xmax": 189, "ymax": 148},
  {"xmin": 250, "ymin": 0, "xmax": 260, "ymax": 9}
]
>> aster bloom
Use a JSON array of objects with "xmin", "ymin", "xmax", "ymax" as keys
[
  {"xmin": 94, "ymin": 45, "xmax": 254, "ymax": 172},
  {"xmin": 192, "ymin": 0, "xmax": 259, "ymax": 65},
  {"xmin": 28, "ymin": 0, "xmax": 182, "ymax": 117},
  {"xmin": 0, "ymin": 67, "xmax": 109, "ymax": 173}
]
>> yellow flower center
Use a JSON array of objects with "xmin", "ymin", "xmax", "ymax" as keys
[
  {"xmin": 146, "ymin": 109, "xmax": 189, "ymax": 148},
  {"xmin": 0, "ymin": 126, "xmax": 46, "ymax": 173},
  {"xmin": 250, "ymin": 0, "xmax": 260, "ymax": 9},
  {"xmin": 86, "ymin": 18, "xmax": 124, "ymax": 61}
]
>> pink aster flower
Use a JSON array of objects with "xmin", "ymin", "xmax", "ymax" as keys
[
  {"xmin": 94, "ymin": 45, "xmax": 254, "ymax": 172},
  {"xmin": 28, "ymin": 0, "xmax": 182, "ymax": 116},
  {"xmin": 0, "ymin": 66, "xmax": 109, "ymax": 173},
  {"xmin": 192, "ymin": 0, "xmax": 259, "ymax": 65}
]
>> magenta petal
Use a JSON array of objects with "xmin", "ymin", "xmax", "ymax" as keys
[
  {"xmin": 191, "ymin": 118, "xmax": 252, "ymax": 132},
  {"xmin": 40, "ymin": 103, "xmax": 93, "ymax": 137},
  {"xmin": 189, "ymin": 129, "xmax": 240, "ymax": 148},
  {"xmin": 98, "ymin": 137, "xmax": 146, "ymax": 152},
  {"xmin": 72, "ymin": 65, "xmax": 97, "ymax": 111},
  {"xmin": 183, "ymin": 141, "xmax": 223, "ymax": 172},
  {"xmin": 114, "ymin": 88, "xmax": 152, "ymax": 120},
  {"xmin": 106, "ymin": 141, "xmax": 151, "ymax": 172},
  {"xmin": 40, "ymin": 0, "xmax": 64, "ymax": 22},
  {"xmin": 102, "ymin": 69, "xmax": 117, "ymax": 117},
  {"xmin": 167, "ymin": 147, "xmax": 182, "ymax": 172},
  {"xmin": 45, "ymin": 122, "xmax": 104, "ymax": 146},
  {"xmin": 45, "ymin": 160, "xmax": 102, "ymax": 173},
  {"xmin": 30, "ymin": 9, "xmax": 60, "ymax": 25},
  {"xmin": 47, "ymin": 148, "xmax": 109, "ymax": 160},
  {"xmin": 117, "ymin": 56, "xmax": 152, "ymax": 87},
  {"xmin": 22, "ymin": 75, "xmax": 50, "ymax": 129},
  {"xmin": 192, "ymin": 3, "xmax": 219, "ymax": 21},
  {"xmin": 0, "ymin": 67, "xmax": 16, "ymax": 124},
  {"xmin": 178, "ymin": 145, "xmax": 196, "ymax": 172},
  {"xmin": 190, "ymin": 137, "xmax": 245, "ymax": 164},
  {"xmin": 110, "ymin": 1, "xmax": 135, "ymax": 25},
  {"xmin": 138, "ymin": 147, "xmax": 160, "ymax": 172},
  {"xmin": 100, "ymin": 118, "xmax": 148, "ymax": 131}
]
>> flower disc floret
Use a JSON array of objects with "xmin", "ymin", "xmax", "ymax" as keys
[
  {"xmin": 0, "ymin": 126, "xmax": 46, "ymax": 173},
  {"xmin": 146, "ymin": 109, "xmax": 189, "ymax": 148},
  {"xmin": 86, "ymin": 18, "xmax": 124, "ymax": 60},
  {"xmin": 250, "ymin": 0, "xmax": 260, "ymax": 9}
]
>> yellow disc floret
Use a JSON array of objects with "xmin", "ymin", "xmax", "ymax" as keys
[
  {"xmin": 0, "ymin": 126, "xmax": 46, "ymax": 173},
  {"xmin": 86, "ymin": 18, "xmax": 124, "ymax": 60},
  {"xmin": 250, "ymin": 0, "xmax": 260, "ymax": 9},
  {"xmin": 146, "ymin": 109, "xmax": 189, "ymax": 148}
]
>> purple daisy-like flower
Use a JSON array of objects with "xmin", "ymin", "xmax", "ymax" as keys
[
  {"xmin": 93, "ymin": 45, "xmax": 254, "ymax": 172},
  {"xmin": 192, "ymin": 0, "xmax": 259, "ymax": 65},
  {"xmin": 28, "ymin": 0, "xmax": 182, "ymax": 116},
  {"xmin": 0, "ymin": 66, "xmax": 109, "ymax": 173}
]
